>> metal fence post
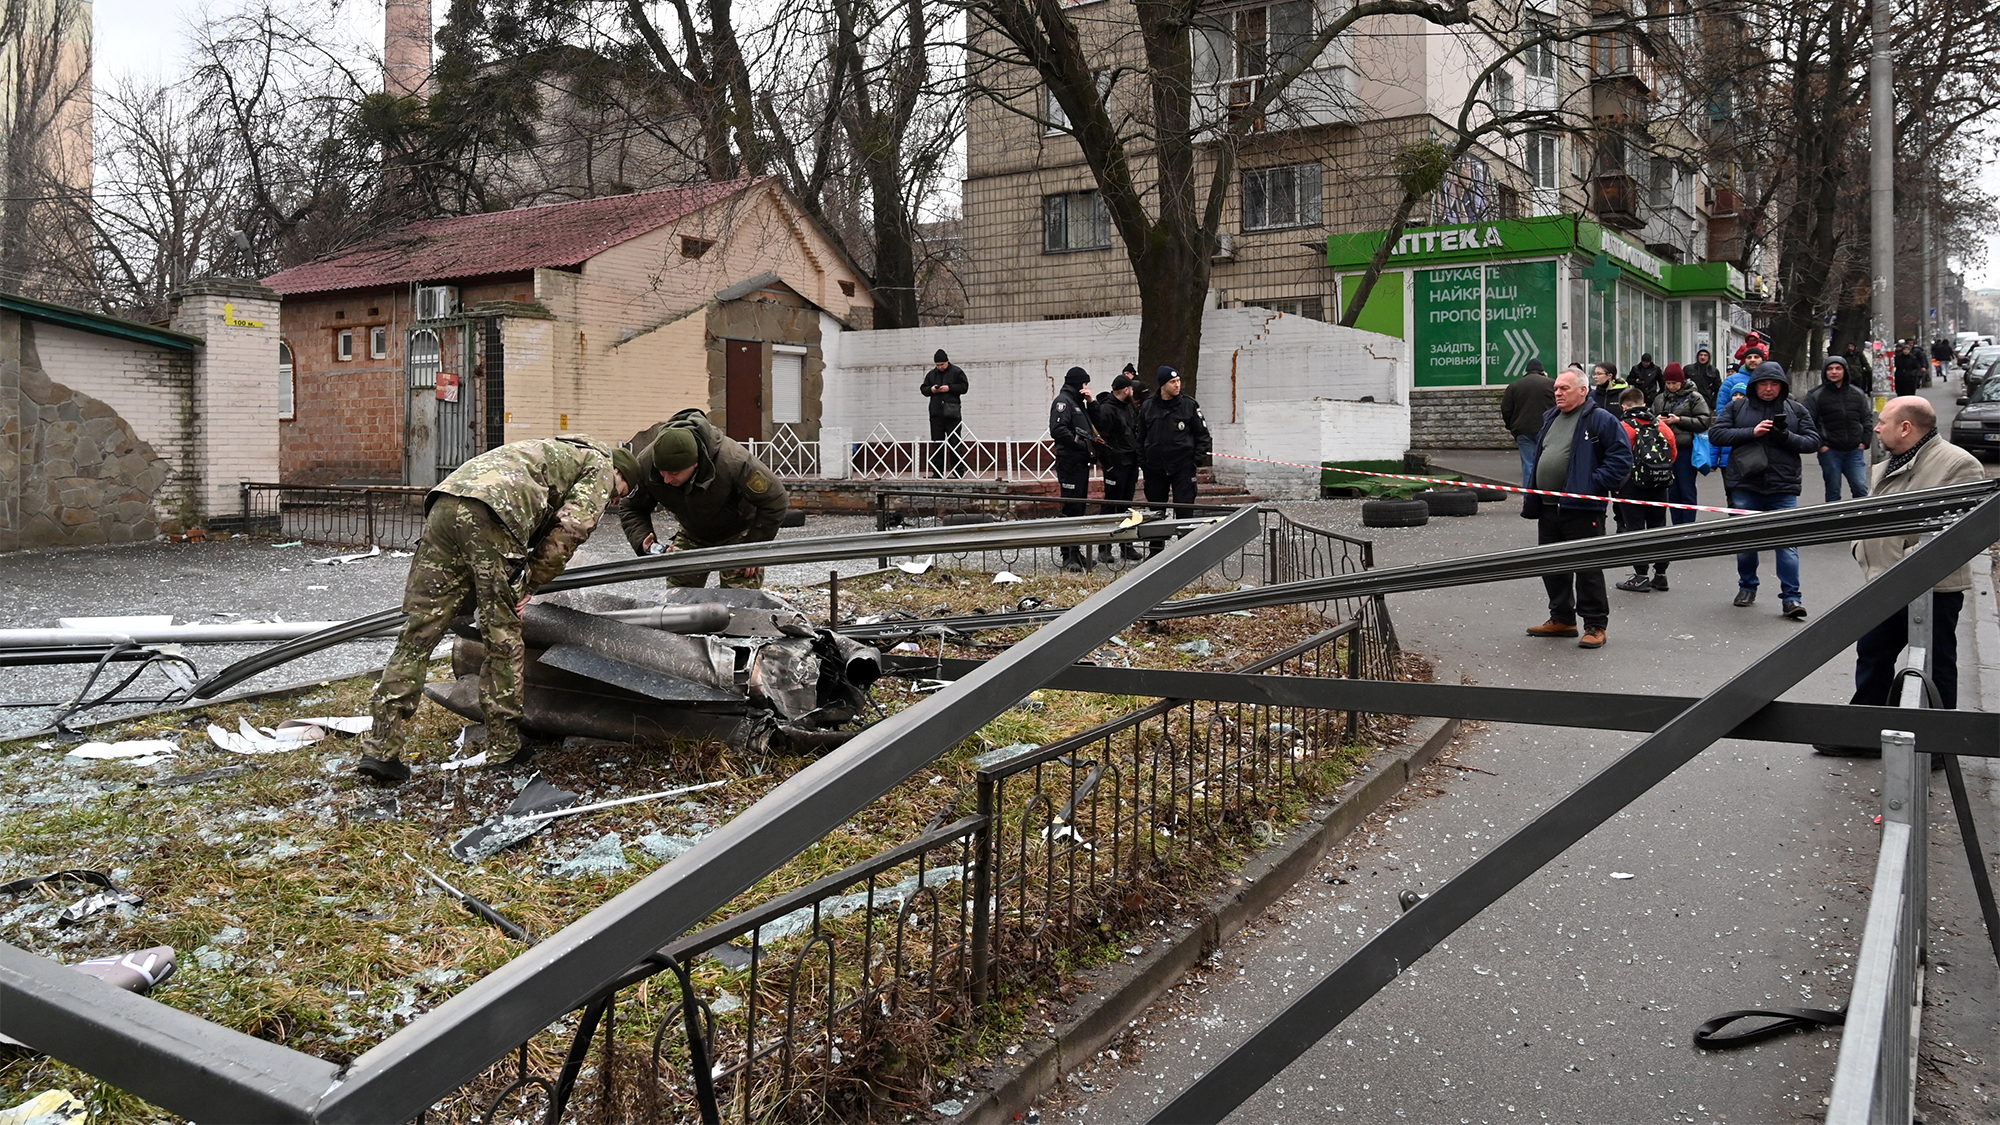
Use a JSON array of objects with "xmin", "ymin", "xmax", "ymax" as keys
[
  {"xmin": 1264, "ymin": 525, "xmax": 1279, "ymax": 586},
  {"xmin": 238, "ymin": 481, "xmax": 250, "ymax": 532},
  {"xmin": 1345, "ymin": 618, "xmax": 1363, "ymax": 742},
  {"xmin": 970, "ymin": 774, "xmax": 994, "ymax": 1006},
  {"xmin": 365, "ymin": 490, "xmax": 377, "ymax": 548}
]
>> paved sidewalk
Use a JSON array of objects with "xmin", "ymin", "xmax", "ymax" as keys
[{"xmin": 1043, "ymin": 473, "xmax": 1998, "ymax": 1123}]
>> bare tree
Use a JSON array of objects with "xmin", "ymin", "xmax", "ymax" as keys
[{"xmin": 963, "ymin": 0, "xmax": 1484, "ymax": 398}]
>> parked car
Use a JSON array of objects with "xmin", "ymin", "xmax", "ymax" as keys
[
  {"xmin": 1968, "ymin": 356, "xmax": 2000, "ymax": 390},
  {"xmin": 1962, "ymin": 344, "xmax": 2000, "ymax": 377},
  {"xmin": 1949, "ymin": 377, "xmax": 2000, "ymax": 460}
]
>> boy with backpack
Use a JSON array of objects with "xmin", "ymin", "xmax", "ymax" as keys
[{"xmin": 1614, "ymin": 386, "xmax": 1678, "ymax": 591}]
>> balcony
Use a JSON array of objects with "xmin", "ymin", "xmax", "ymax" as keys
[
  {"xmin": 1192, "ymin": 67, "xmax": 1358, "ymax": 140},
  {"xmin": 1590, "ymin": 171, "xmax": 1645, "ymax": 230},
  {"xmin": 1590, "ymin": 70, "xmax": 1652, "ymax": 124},
  {"xmin": 1712, "ymin": 186, "xmax": 1742, "ymax": 217}
]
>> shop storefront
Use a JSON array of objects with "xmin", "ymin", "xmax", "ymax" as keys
[{"xmin": 1327, "ymin": 215, "xmax": 1749, "ymax": 389}]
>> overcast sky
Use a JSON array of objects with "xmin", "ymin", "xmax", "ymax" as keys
[{"xmin": 92, "ymin": 0, "xmax": 2000, "ymax": 292}]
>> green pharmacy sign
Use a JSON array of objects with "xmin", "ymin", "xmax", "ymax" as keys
[{"xmin": 1413, "ymin": 261, "xmax": 1557, "ymax": 387}]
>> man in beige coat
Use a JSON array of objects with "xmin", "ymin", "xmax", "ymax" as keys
[{"xmin": 1817, "ymin": 396, "xmax": 1987, "ymax": 757}]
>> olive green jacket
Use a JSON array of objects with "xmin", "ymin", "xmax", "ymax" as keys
[
  {"xmin": 431, "ymin": 436, "xmax": 616, "ymax": 588},
  {"xmin": 618, "ymin": 410, "xmax": 789, "ymax": 552}
]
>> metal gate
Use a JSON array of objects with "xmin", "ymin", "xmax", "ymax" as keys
[{"xmin": 405, "ymin": 322, "xmax": 481, "ymax": 486}]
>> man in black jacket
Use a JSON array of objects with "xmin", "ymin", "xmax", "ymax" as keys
[
  {"xmin": 1139, "ymin": 365, "xmax": 1211, "ymax": 552},
  {"xmin": 1499, "ymin": 359, "xmax": 1556, "ymax": 486},
  {"xmin": 1091, "ymin": 372, "xmax": 1144, "ymax": 562},
  {"xmin": 1709, "ymin": 362, "xmax": 1823, "ymax": 618},
  {"xmin": 922, "ymin": 349, "xmax": 968, "ymax": 478},
  {"xmin": 1626, "ymin": 353, "xmax": 1664, "ymax": 402},
  {"xmin": 1804, "ymin": 356, "xmax": 1872, "ymax": 502},
  {"xmin": 1683, "ymin": 347, "xmax": 1722, "ymax": 403},
  {"xmin": 1892, "ymin": 341, "xmax": 1925, "ymax": 396},
  {"xmin": 1050, "ymin": 366, "xmax": 1099, "ymax": 571}
]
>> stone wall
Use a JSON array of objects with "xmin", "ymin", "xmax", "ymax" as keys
[
  {"xmin": 1409, "ymin": 387, "xmax": 1514, "ymax": 449},
  {"xmin": 1, "ymin": 313, "xmax": 177, "ymax": 550}
]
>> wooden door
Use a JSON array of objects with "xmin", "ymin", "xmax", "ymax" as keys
[{"xmin": 725, "ymin": 339, "xmax": 763, "ymax": 442}]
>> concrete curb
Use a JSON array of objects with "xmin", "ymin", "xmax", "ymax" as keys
[
  {"xmin": 1971, "ymin": 555, "xmax": 2000, "ymax": 717},
  {"xmin": 960, "ymin": 669, "xmax": 1466, "ymax": 1125}
]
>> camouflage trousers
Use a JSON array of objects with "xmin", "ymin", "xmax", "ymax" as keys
[
  {"xmin": 665, "ymin": 528, "xmax": 763, "ymax": 589},
  {"xmin": 366, "ymin": 495, "xmax": 527, "ymax": 761}
]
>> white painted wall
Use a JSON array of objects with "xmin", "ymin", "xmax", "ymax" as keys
[{"xmin": 823, "ymin": 308, "xmax": 1408, "ymax": 497}]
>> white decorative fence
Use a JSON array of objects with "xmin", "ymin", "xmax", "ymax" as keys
[{"xmin": 747, "ymin": 424, "xmax": 1060, "ymax": 482}]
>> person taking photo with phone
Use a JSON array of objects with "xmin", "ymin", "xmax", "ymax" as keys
[{"xmin": 1708, "ymin": 361, "xmax": 1822, "ymax": 619}]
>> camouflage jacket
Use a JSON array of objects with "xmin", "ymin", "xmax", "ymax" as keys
[
  {"xmin": 431, "ymin": 436, "xmax": 615, "ymax": 588},
  {"xmin": 619, "ymin": 410, "xmax": 790, "ymax": 552}
]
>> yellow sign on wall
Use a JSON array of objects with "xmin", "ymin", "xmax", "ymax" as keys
[{"xmin": 221, "ymin": 302, "xmax": 264, "ymax": 328}]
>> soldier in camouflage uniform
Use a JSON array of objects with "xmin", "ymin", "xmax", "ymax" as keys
[
  {"xmin": 356, "ymin": 436, "xmax": 634, "ymax": 782},
  {"xmin": 618, "ymin": 408, "xmax": 790, "ymax": 589}
]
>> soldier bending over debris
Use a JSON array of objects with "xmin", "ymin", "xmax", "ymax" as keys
[
  {"xmin": 356, "ymin": 436, "xmax": 634, "ymax": 783},
  {"xmin": 619, "ymin": 408, "xmax": 790, "ymax": 588}
]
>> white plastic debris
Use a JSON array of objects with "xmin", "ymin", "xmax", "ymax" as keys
[
  {"xmin": 438, "ymin": 752, "xmax": 488, "ymax": 772},
  {"xmin": 66, "ymin": 740, "xmax": 177, "ymax": 765},
  {"xmin": 894, "ymin": 555, "xmax": 935, "ymax": 575},
  {"xmin": 991, "ymin": 571, "xmax": 1024, "ymax": 584},
  {"xmin": 208, "ymin": 716, "xmax": 366, "ymax": 754},
  {"xmin": 1174, "ymin": 639, "xmax": 1214, "ymax": 657},
  {"xmin": 313, "ymin": 545, "xmax": 383, "ymax": 565},
  {"xmin": 1610, "ymin": 872, "xmax": 1635, "ymax": 880}
]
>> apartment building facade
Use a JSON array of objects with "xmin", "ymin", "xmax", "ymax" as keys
[{"xmin": 961, "ymin": 0, "xmax": 1757, "ymax": 432}]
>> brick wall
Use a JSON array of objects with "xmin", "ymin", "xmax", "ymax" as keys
[
  {"xmin": 170, "ymin": 280, "xmax": 282, "ymax": 519},
  {"xmin": 1409, "ymin": 387, "xmax": 1514, "ymax": 449},
  {"xmin": 0, "ymin": 313, "xmax": 177, "ymax": 549}
]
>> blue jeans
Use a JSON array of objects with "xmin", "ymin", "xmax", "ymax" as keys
[
  {"xmin": 1818, "ymin": 448, "xmax": 1869, "ymax": 503},
  {"xmin": 1516, "ymin": 434, "xmax": 1538, "ymax": 488},
  {"xmin": 1733, "ymin": 490, "xmax": 1800, "ymax": 600},
  {"xmin": 1668, "ymin": 447, "xmax": 1699, "ymax": 525}
]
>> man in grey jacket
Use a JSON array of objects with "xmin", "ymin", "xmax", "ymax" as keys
[{"xmin": 1817, "ymin": 397, "xmax": 1989, "ymax": 757}]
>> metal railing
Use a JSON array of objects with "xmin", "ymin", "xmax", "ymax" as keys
[
  {"xmin": 416, "ymin": 609, "xmax": 1395, "ymax": 1124},
  {"xmin": 1826, "ymin": 592, "xmax": 1933, "ymax": 1124},
  {"xmin": 237, "ymin": 483, "xmax": 429, "ymax": 549},
  {"xmin": 868, "ymin": 491, "xmax": 1372, "ymax": 591},
  {"xmin": 743, "ymin": 427, "xmax": 1062, "ymax": 483}
]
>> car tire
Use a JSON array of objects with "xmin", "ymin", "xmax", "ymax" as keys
[
  {"xmin": 780, "ymin": 509, "xmax": 807, "ymax": 529},
  {"xmin": 1362, "ymin": 498, "xmax": 1430, "ymax": 528},
  {"xmin": 1470, "ymin": 486, "xmax": 1510, "ymax": 502},
  {"xmin": 1416, "ymin": 488, "xmax": 1480, "ymax": 516}
]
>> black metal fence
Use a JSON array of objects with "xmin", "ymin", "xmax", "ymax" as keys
[
  {"xmin": 417, "ymin": 607, "xmax": 1396, "ymax": 1124},
  {"xmin": 237, "ymin": 483, "xmax": 428, "ymax": 549}
]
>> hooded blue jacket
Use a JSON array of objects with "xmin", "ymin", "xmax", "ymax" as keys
[
  {"xmin": 1708, "ymin": 362, "xmax": 1822, "ymax": 495},
  {"xmin": 1522, "ymin": 401, "xmax": 1633, "ymax": 517}
]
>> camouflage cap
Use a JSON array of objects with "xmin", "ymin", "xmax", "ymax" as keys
[
  {"xmin": 611, "ymin": 446, "xmax": 640, "ymax": 483},
  {"xmin": 652, "ymin": 427, "xmax": 699, "ymax": 472}
]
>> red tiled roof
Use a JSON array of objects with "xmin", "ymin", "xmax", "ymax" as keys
[{"xmin": 263, "ymin": 179, "xmax": 762, "ymax": 296}]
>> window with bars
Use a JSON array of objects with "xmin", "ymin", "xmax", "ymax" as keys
[
  {"xmin": 1242, "ymin": 163, "xmax": 1323, "ymax": 230},
  {"xmin": 1044, "ymin": 191, "xmax": 1113, "ymax": 251}
]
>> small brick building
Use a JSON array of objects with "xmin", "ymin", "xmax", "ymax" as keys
[{"xmin": 264, "ymin": 178, "xmax": 874, "ymax": 486}]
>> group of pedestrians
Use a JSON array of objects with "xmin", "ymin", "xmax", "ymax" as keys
[{"xmin": 1500, "ymin": 335, "xmax": 1972, "ymax": 662}]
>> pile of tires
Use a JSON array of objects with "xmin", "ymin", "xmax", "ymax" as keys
[{"xmin": 1470, "ymin": 485, "xmax": 1511, "ymax": 502}]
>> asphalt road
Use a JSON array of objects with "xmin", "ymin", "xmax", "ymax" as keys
[{"xmin": 1045, "ymin": 381, "xmax": 1999, "ymax": 1124}]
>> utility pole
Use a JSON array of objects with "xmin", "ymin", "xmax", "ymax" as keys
[{"xmin": 1869, "ymin": 0, "xmax": 1895, "ymax": 353}]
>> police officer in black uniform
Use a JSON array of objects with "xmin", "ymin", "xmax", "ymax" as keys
[
  {"xmin": 1050, "ymin": 366, "xmax": 1099, "ymax": 572},
  {"xmin": 1139, "ymin": 365, "xmax": 1210, "ymax": 552},
  {"xmin": 1091, "ymin": 371, "xmax": 1143, "ymax": 564}
]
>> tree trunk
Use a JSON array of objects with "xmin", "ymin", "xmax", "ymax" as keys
[
  {"xmin": 866, "ymin": 170, "xmax": 920, "ymax": 329},
  {"xmin": 1131, "ymin": 227, "xmax": 1210, "ymax": 401}
]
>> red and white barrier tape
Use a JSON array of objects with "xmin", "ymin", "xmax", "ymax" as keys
[{"xmin": 1210, "ymin": 452, "xmax": 1753, "ymax": 515}]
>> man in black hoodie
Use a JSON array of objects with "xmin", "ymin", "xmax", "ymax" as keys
[
  {"xmin": 1499, "ymin": 359, "xmax": 1556, "ymax": 487},
  {"xmin": 1709, "ymin": 361, "xmax": 1822, "ymax": 618},
  {"xmin": 1803, "ymin": 356, "xmax": 1872, "ymax": 502},
  {"xmin": 1626, "ymin": 353, "xmax": 1664, "ymax": 401},
  {"xmin": 1682, "ymin": 347, "xmax": 1722, "ymax": 403},
  {"xmin": 922, "ymin": 349, "xmax": 969, "ymax": 478},
  {"xmin": 1050, "ymin": 366, "xmax": 1100, "ymax": 571}
]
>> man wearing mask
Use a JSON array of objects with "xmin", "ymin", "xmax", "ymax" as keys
[
  {"xmin": 1523, "ymin": 369, "xmax": 1632, "ymax": 649},
  {"xmin": 1816, "ymin": 396, "xmax": 1987, "ymax": 759},
  {"xmin": 1091, "ymin": 371, "xmax": 1144, "ymax": 563},
  {"xmin": 1683, "ymin": 347, "xmax": 1722, "ymax": 403},
  {"xmin": 1651, "ymin": 362, "xmax": 1712, "ymax": 528},
  {"xmin": 1709, "ymin": 362, "xmax": 1822, "ymax": 618},
  {"xmin": 1138, "ymin": 366, "xmax": 1211, "ymax": 549},
  {"xmin": 922, "ymin": 349, "xmax": 969, "ymax": 478},
  {"xmin": 1499, "ymin": 359, "xmax": 1556, "ymax": 487},
  {"xmin": 1804, "ymin": 356, "xmax": 1872, "ymax": 502},
  {"xmin": 1049, "ymin": 366, "xmax": 1100, "ymax": 572}
]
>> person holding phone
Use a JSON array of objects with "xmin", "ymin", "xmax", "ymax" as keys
[{"xmin": 1708, "ymin": 362, "xmax": 1822, "ymax": 619}]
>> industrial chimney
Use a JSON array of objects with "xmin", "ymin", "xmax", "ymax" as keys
[{"xmin": 384, "ymin": 0, "xmax": 432, "ymax": 100}]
